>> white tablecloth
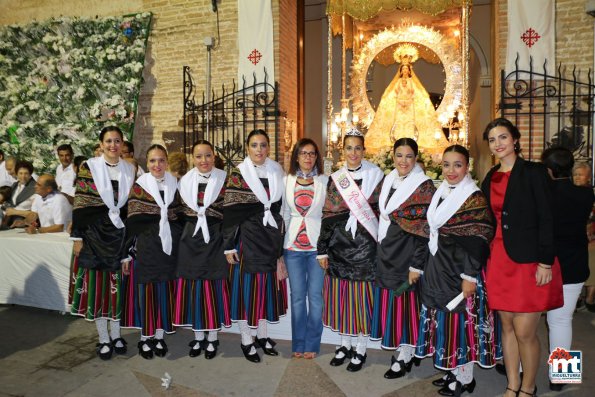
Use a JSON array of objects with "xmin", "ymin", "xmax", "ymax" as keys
[{"xmin": 0, "ymin": 229, "xmax": 73, "ymax": 311}]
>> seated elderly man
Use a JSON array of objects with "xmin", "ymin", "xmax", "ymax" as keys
[
  {"xmin": 0, "ymin": 155, "xmax": 17, "ymax": 187},
  {"xmin": 11, "ymin": 175, "xmax": 72, "ymax": 234}
]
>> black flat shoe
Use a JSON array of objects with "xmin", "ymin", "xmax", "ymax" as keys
[
  {"xmin": 346, "ymin": 353, "xmax": 367, "ymax": 372},
  {"xmin": 137, "ymin": 340, "xmax": 154, "ymax": 360},
  {"xmin": 204, "ymin": 340, "xmax": 219, "ymax": 360},
  {"xmin": 153, "ymin": 339, "xmax": 168, "ymax": 357},
  {"xmin": 384, "ymin": 356, "xmax": 413, "ymax": 379},
  {"xmin": 438, "ymin": 378, "xmax": 476, "ymax": 396},
  {"xmin": 255, "ymin": 337, "xmax": 278, "ymax": 356},
  {"xmin": 188, "ymin": 340, "xmax": 203, "ymax": 357},
  {"xmin": 433, "ymin": 372, "xmax": 456, "ymax": 387},
  {"xmin": 96, "ymin": 342, "xmax": 113, "ymax": 360},
  {"xmin": 111, "ymin": 338, "xmax": 127, "ymax": 355},
  {"xmin": 241, "ymin": 343, "xmax": 261, "ymax": 363},
  {"xmin": 329, "ymin": 346, "xmax": 353, "ymax": 366}
]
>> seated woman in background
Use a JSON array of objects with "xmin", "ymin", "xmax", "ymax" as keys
[{"xmin": 3, "ymin": 160, "xmax": 36, "ymax": 228}]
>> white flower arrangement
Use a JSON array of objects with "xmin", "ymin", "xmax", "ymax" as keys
[{"xmin": 0, "ymin": 13, "xmax": 152, "ymax": 173}]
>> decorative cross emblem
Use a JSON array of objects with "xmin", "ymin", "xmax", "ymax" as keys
[
  {"xmin": 248, "ymin": 49, "xmax": 262, "ymax": 65},
  {"xmin": 521, "ymin": 28, "xmax": 541, "ymax": 48}
]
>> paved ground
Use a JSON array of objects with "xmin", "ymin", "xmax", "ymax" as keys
[{"xmin": 0, "ymin": 304, "xmax": 593, "ymax": 397}]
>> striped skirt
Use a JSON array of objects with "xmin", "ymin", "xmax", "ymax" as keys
[
  {"xmin": 229, "ymin": 262, "xmax": 288, "ymax": 327},
  {"xmin": 70, "ymin": 267, "xmax": 121, "ymax": 321},
  {"xmin": 121, "ymin": 261, "xmax": 176, "ymax": 337},
  {"xmin": 414, "ymin": 277, "xmax": 502, "ymax": 370},
  {"xmin": 370, "ymin": 286, "xmax": 422, "ymax": 349},
  {"xmin": 323, "ymin": 275, "xmax": 374, "ymax": 336},
  {"xmin": 173, "ymin": 278, "xmax": 232, "ymax": 331}
]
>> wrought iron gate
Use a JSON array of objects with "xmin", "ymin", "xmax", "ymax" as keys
[
  {"xmin": 183, "ymin": 67, "xmax": 281, "ymax": 171},
  {"xmin": 499, "ymin": 57, "xmax": 595, "ymax": 167}
]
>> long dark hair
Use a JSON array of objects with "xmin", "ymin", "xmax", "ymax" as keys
[
  {"xmin": 289, "ymin": 138, "xmax": 322, "ymax": 175},
  {"xmin": 246, "ymin": 129, "xmax": 270, "ymax": 144},
  {"xmin": 192, "ymin": 139, "xmax": 214, "ymax": 153},
  {"xmin": 99, "ymin": 126, "xmax": 124, "ymax": 141},
  {"xmin": 393, "ymin": 137, "xmax": 418, "ymax": 156},
  {"xmin": 482, "ymin": 118, "xmax": 522, "ymax": 154},
  {"xmin": 443, "ymin": 144, "xmax": 470, "ymax": 164}
]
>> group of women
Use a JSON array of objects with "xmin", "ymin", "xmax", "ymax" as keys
[{"xmin": 69, "ymin": 118, "xmax": 570, "ymax": 397}]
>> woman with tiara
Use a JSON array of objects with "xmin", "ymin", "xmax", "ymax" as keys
[
  {"xmin": 370, "ymin": 137, "xmax": 435, "ymax": 379},
  {"xmin": 416, "ymin": 145, "xmax": 499, "ymax": 396},
  {"xmin": 121, "ymin": 144, "xmax": 182, "ymax": 359},
  {"xmin": 223, "ymin": 129, "xmax": 288, "ymax": 363},
  {"xmin": 317, "ymin": 127, "xmax": 384, "ymax": 372},
  {"xmin": 174, "ymin": 140, "xmax": 231, "ymax": 359},
  {"xmin": 70, "ymin": 126, "xmax": 136, "ymax": 360}
]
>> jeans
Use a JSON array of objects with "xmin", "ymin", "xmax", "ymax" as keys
[{"xmin": 284, "ymin": 249, "xmax": 324, "ymax": 353}]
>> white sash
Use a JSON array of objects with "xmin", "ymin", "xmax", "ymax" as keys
[
  {"xmin": 378, "ymin": 164, "xmax": 430, "ymax": 243},
  {"xmin": 87, "ymin": 157, "xmax": 134, "ymax": 229},
  {"xmin": 331, "ymin": 160, "xmax": 383, "ymax": 240},
  {"xmin": 179, "ymin": 167, "xmax": 226, "ymax": 243},
  {"xmin": 136, "ymin": 172, "xmax": 177, "ymax": 255},
  {"xmin": 238, "ymin": 157, "xmax": 284, "ymax": 228},
  {"xmin": 426, "ymin": 174, "xmax": 479, "ymax": 255}
]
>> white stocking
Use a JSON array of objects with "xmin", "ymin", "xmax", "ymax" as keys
[
  {"xmin": 208, "ymin": 331, "xmax": 218, "ymax": 341},
  {"xmin": 449, "ymin": 363, "xmax": 474, "ymax": 389},
  {"xmin": 95, "ymin": 318, "xmax": 110, "ymax": 354},
  {"xmin": 194, "ymin": 331, "xmax": 205, "ymax": 341},
  {"xmin": 238, "ymin": 321, "xmax": 256, "ymax": 354},
  {"xmin": 335, "ymin": 335, "xmax": 352, "ymax": 359},
  {"xmin": 109, "ymin": 320, "xmax": 124, "ymax": 348},
  {"xmin": 351, "ymin": 334, "xmax": 367, "ymax": 364}
]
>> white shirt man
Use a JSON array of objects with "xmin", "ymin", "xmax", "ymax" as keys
[
  {"xmin": 55, "ymin": 145, "xmax": 76, "ymax": 197},
  {"xmin": 21, "ymin": 175, "xmax": 72, "ymax": 233},
  {"xmin": 0, "ymin": 156, "xmax": 17, "ymax": 187}
]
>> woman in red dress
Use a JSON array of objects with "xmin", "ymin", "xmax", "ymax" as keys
[{"xmin": 481, "ymin": 118, "xmax": 563, "ymax": 397}]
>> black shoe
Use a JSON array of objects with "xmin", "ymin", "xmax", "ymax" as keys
[
  {"xmin": 255, "ymin": 337, "xmax": 279, "ymax": 356},
  {"xmin": 438, "ymin": 378, "xmax": 476, "ymax": 396},
  {"xmin": 346, "ymin": 353, "xmax": 367, "ymax": 372},
  {"xmin": 495, "ymin": 363, "xmax": 507, "ymax": 376},
  {"xmin": 153, "ymin": 338, "xmax": 168, "ymax": 357},
  {"xmin": 188, "ymin": 339, "xmax": 203, "ymax": 357},
  {"xmin": 549, "ymin": 382, "xmax": 564, "ymax": 392},
  {"xmin": 518, "ymin": 386, "xmax": 537, "ymax": 397},
  {"xmin": 432, "ymin": 372, "xmax": 456, "ymax": 387},
  {"xmin": 241, "ymin": 343, "xmax": 261, "ymax": 363},
  {"xmin": 204, "ymin": 340, "xmax": 219, "ymax": 360},
  {"xmin": 384, "ymin": 356, "xmax": 413, "ymax": 379},
  {"xmin": 586, "ymin": 302, "xmax": 595, "ymax": 312},
  {"xmin": 329, "ymin": 346, "xmax": 353, "ymax": 366},
  {"xmin": 137, "ymin": 340, "xmax": 154, "ymax": 360},
  {"xmin": 111, "ymin": 338, "xmax": 127, "ymax": 355},
  {"xmin": 96, "ymin": 342, "xmax": 113, "ymax": 360}
]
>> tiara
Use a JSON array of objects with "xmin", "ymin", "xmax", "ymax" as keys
[
  {"xmin": 393, "ymin": 43, "xmax": 419, "ymax": 65},
  {"xmin": 345, "ymin": 126, "xmax": 364, "ymax": 137}
]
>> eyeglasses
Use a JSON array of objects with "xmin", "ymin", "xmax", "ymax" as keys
[{"xmin": 298, "ymin": 151, "xmax": 317, "ymax": 158}]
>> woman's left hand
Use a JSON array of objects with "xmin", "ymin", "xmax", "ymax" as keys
[
  {"xmin": 461, "ymin": 279, "xmax": 476, "ymax": 298},
  {"xmin": 535, "ymin": 263, "xmax": 552, "ymax": 286}
]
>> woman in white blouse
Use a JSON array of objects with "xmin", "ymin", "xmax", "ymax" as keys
[{"xmin": 281, "ymin": 138, "xmax": 328, "ymax": 359}]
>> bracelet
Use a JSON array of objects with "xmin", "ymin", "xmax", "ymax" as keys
[{"xmin": 537, "ymin": 263, "xmax": 552, "ymax": 270}]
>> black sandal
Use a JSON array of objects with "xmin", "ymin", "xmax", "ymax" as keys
[
  {"xmin": 329, "ymin": 346, "xmax": 353, "ymax": 366},
  {"xmin": 255, "ymin": 337, "xmax": 278, "ymax": 356},
  {"xmin": 241, "ymin": 343, "xmax": 261, "ymax": 363},
  {"xmin": 204, "ymin": 340, "xmax": 219, "ymax": 360}
]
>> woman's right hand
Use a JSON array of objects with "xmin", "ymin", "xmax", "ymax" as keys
[
  {"xmin": 408, "ymin": 271, "xmax": 420, "ymax": 285},
  {"xmin": 226, "ymin": 252, "xmax": 239, "ymax": 265},
  {"xmin": 318, "ymin": 257, "xmax": 328, "ymax": 270},
  {"xmin": 73, "ymin": 240, "xmax": 83, "ymax": 257},
  {"xmin": 122, "ymin": 260, "xmax": 131, "ymax": 276}
]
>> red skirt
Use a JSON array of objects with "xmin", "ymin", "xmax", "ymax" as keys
[{"xmin": 486, "ymin": 237, "xmax": 563, "ymax": 312}]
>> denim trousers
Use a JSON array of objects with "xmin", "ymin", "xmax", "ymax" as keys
[{"xmin": 284, "ymin": 249, "xmax": 324, "ymax": 353}]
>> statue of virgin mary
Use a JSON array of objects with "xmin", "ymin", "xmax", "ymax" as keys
[{"xmin": 365, "ymin": 44, "xmax": 448, "ymax": 154}]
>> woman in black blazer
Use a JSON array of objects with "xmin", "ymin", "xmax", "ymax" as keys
[{"xmin": 481, "ymin": 118, "xmax": 563, "ymax": 397}]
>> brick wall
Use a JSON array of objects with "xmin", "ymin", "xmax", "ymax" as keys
[
  {"xmin": 0, "ymin": 0, "xmax": 296, "ymax": 166},
  {"xmin": 494, "ymin": 0, "xmax": 594, "ymax": 158}
]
